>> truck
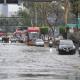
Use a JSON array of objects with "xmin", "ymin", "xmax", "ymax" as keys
[{"xmin": 27, "ymin": 27, "xmax": 40, "ymax": 45}]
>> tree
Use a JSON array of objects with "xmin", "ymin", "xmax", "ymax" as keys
[
  {"xmin": 70, "ymin": 0, "xmax": 80, "ymax": 15},
  {"xmin": 64, "ymin": 0, "xmax": 70, "ymax": 25},
  {"xmin": 17, "ymin": 9, "xmax": 31, "ymax": 26},
  {"xmin": 69, "ymin": 0, "xmax": 80, "ymax": 29}
]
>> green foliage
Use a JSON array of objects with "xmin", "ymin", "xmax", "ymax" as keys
[
  {"xmin": 40, "ymin": 27, "xmax": 48, "ymax": 34},
  {"xmin": 69, "ymin": 0, "xmax": 80, "ymax": 14},
  {"xmin": 59, "ymin": 26, "xmax": 65, "ymax": 34},
  {"xmin": 18, "ymin": 10, "xmax": 31, "ymax": 26},
  {"xmin": 59, "ymin": 26, "xmax": 67, "ymax": 39}
]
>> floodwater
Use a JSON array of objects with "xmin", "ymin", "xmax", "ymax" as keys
[{"xmin": 0, "ymin": 43, "xmax": 80, "ymax": 80}]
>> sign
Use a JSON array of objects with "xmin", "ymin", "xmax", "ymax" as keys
[{"xmin": 67, "ymin": 24, "xmax": 80, "ymax": 28}]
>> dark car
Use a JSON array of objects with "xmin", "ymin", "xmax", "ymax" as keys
[
  {"xmin": 58, "ymin": 40, "xmax": 76, "ymax": 55},
  {"xmin": 78, "ymin": 41, "xmax": 80, "ymax": 55}
]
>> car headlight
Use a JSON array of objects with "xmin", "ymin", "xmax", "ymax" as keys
[
  {"xmin": 79, "ymin": 47, "xmax": 80, "ymax": 50},
  {"xmin": 59, "ymin": 46, "xmax": 63, "ymax": 49},
  {"xmin": 73, "ymin": 46, "xmax": 75, "ymax": 49}
]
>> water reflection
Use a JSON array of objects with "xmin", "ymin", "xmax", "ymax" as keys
[{"xmin": 0, "ymin": 43, "xmax": 80, "ymax": 80}]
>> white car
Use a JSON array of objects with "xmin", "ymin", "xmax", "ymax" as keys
[
  {"xmin": 35, "ymin": 39, "xmax": 44, "ymax": 47},
  {"xmin": 0, "ymin": 37, "xmax": 2, "ymax": 43}
]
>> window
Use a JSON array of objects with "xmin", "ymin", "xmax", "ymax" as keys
[
  {"xmin": 0, "ymin": 0, "xmax": 4, "ymax": 3},
  {"xmin": 6, "ymin": 0, "xmax": 18, "ymax": 4}
]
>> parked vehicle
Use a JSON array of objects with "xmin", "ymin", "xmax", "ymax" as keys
[
  {"xmin": 13, "ymin": 27, "xmax": 27, "ymax": 43},
  {"xmin": 0, "ymin": 37, "xmax": 2, "ymax": 43},
  {"xmin": 78, "ymin": 41, "xmax": 80, "ymax": 55},
  {"xmin": 27, "ymin": 27, "xmax": 40, "ymax": 45},
  {"xmin": 58, "ymin": 40, "xmax": 76, "ymax": 55},
  {"xmin": 10, "ymin": 37, "xmax": 18, "ymax": 43},
  {"xmin": 35, "ymin": 39, "xmax": 44, "ymax": 47}
]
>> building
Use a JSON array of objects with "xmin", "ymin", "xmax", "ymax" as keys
[{"xmin": 2, "ymin": 4, "xmax": 8, "ymax": 16}]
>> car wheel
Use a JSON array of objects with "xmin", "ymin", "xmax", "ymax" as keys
[
  {"xmin": 58, "ymin": 51, "xmax": 63, "ymax": 55},
  {"xmin": 79, "ymin": 51, "xmax": 80, "ymax": 55},
  {"xmin": 70, "ymin": 52, "xmax": 75, "ymax": 55},
  {"xmin": 41, "ymin": 45, "xmax": 44, "ymax": 47}
]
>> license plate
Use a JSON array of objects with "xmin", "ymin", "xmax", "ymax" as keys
[{"xmin": 66, "ymin": 49, "xmax": 69, "ymax": 52}]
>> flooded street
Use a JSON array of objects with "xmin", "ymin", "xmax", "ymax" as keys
[{"xmin": 0, "ymin": 43, "xmax": 80, "ymax": 80}]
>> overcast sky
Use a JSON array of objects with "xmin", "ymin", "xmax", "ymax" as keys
[
  {"xmin": 0, "ymin": 4, "xmax": 20, "ymax": 12},
  {"xmin": 8, "ymin": 4, "xmax": 20, "ymax": 12}
]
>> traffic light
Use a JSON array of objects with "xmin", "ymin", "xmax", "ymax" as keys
[
  {"xmin": 6, "ymin": 0, "xmax": 18, "ymax": 4},
  {"xmin": 0, "ymin": 0, "xmax": 4, "ymax": 3}
]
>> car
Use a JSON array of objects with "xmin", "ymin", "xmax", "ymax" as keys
[
  {"xmin": 35, "ymin": 39, "xmax": 44, "ymax": 47},
  {"xmin": 78, "ymin": 41, "xmax": 80, "ymax": 55},
  {"xmin": 10, "ymin": 37, "xmax": 19, "ymax": 43},
  {"xmin": 58, "ymin": 40, "xmax": 76, "ymax": 55},
  {"xmin": 0, "ymin": 37, "xmax": 2, "ymax": 43},
  {"xmin": 79, "ymin": 47, "xmax": 80, "ymax": 55}
]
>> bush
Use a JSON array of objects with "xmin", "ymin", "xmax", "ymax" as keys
[
  {"xmin": 59, "ymin": 26, "xmax": 67, "ymax": 39},
  {"xmin": 40, "ymin": 27, "xmax": 48, "ymax": 34},
  {"xmin": 59, "ymin": 26, "xmax": 65, "ymax": 34}
]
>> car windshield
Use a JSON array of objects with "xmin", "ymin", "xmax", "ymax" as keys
[
  {"xmin": 60, "ymin": 40, "xmax": 73, "ymax": 45},
  {"xmin": 36, "ymin": 39, "xmax": 43, "ymax": 42}
]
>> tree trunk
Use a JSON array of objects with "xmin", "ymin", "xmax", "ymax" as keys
[
  {"xmin": 64, "ymin": 0, "xmax": 70, "ymax": 39},
  {"xmin": 64, "ymin": 0, "xmax": 69, "ymax": 25}
]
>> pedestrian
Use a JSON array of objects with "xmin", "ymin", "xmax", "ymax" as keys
[{"xmin": 49, "ymin": 38, "xmax": 53, "ymax": 47}]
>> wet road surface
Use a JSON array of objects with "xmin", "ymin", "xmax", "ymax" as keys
[{"xmin": 0, "ymin": 43, "xmax": 80, "ymax": 80}]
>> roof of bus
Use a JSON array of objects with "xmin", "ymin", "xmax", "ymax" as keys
[{"xmin": 27, "ymin": 27, "xmax": 40, "ymax": 32}]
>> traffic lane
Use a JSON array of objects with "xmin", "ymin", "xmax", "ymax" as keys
[{"xmin": 0, "ymin": 43, "xmax": 80, "ymax": 80}]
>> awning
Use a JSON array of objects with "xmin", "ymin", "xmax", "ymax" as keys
[
  {"xmin": 66, "ymin": 24, "xmax": 80, "ymax": 28},
  {"xmin": 27, "ymin": 27, "xmax": 40, "ymax": 32},
  {"xmin": 0, "ymin": 32, "xmax": 5, "ymax": 36}
]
